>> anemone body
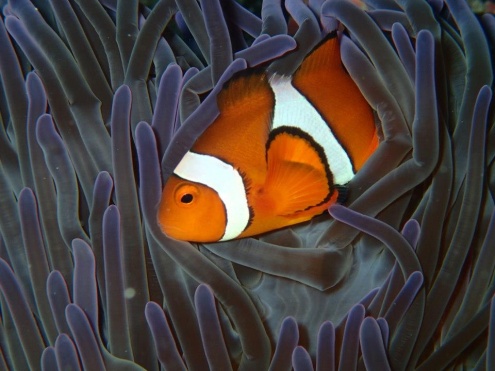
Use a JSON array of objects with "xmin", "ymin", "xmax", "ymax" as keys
[{"xmin": 0, "ymin": 0, "xmax": 494, "ymax": 370}]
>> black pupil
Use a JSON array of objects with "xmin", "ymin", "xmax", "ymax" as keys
[{"xmin": 180, "ymin": 194, "xmax": 194, "ymax": 204}]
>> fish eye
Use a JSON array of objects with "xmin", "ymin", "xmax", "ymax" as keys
[
  {"xmin": 180, "ymin": 194, "xmax": 194, "ymax": 204},
  {"xmin": 174, "ymin": 184, "xmax": 199, "ymax": 207}
]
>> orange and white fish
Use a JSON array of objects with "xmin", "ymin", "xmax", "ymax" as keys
[{"xmin": 158, "ymin": 33, "xmax": 379, "ymax": 242}]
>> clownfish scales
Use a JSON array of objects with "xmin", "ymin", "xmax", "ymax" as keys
[{"xmin": 158, "ymin": 33, "xmax": 379, "ymax": 242}]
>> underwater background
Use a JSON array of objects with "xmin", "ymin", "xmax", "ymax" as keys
[{"xmin": 0, "ymin": 0, "xmax": 494, "ymax": 369}]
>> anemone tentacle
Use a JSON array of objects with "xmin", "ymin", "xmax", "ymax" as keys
[{"xmin": 0, "ymin": 0, "xmax": 493, "ymax": 370}]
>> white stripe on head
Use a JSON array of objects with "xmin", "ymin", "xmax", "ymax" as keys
[
  {"xmin": 173, "ymin": 151, "xmax": 250, "ymax": 241},
  {"xmin": 269, "ymin": 75, "xmax": 354, "ymax": 185}
]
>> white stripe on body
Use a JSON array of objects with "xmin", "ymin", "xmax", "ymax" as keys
[
  {"xmin": 269, "ymin": 75, "xmax": 354, "ymax": 185},
  {"xmin": 173, "ymin": 151, "xmax": 250, "ymax": 241}
]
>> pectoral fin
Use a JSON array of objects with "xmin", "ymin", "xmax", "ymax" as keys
[{"xmin": 265, "ymin": 130, "xmax": 332, "ymax": 216}]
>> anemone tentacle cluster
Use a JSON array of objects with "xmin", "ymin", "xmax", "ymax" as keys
[{"xmin": 0, "ymin": 0, "xmax": 494, "ymax": 369}]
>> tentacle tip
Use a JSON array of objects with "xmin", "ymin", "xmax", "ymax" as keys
[
  {"xmin": 71, "ymin": 238, "xmax": 91, "ymax": 252},
  {"xmin": 350, "ymin": 303, "xmax": 366, "ymax": 315},
  {"xmin": 26, "ymin": 70, "xmax": 42, "ymax": 83},
  {"xmin": 96, "ymin": 170, "xmax": 113, "ymax": 182},
  {"xmin": 480, "ymin": 85, "xmax": 492, "ymax": 99},
  {"xmin": 47, "ymin": 269, "xmax": 64, "ymax": 281},
  {"xmin": 18, "ymin": 186, "xmax": 34, "ymax": 199},
  {"xmin": 281, "ymin": 316, "xmax": 299, "ymax": 331},
  {"xmin": 145, "ymin": 300, "xmax": 160, "ymax": 310},
  {"xmin": 318, "ymin": 320, "xmax": 334, "ymax": 332},
  {"xmin": 402, "ymin": 218, "xmax": 421, "ymax": 233},
  {"xmin": 115, "ymin": 84, "xmax": 131, "ymax": 96},
  {"xmin": 64, "ymin": 302, "xmax": 77, "ymax": 315},
  {"xmin": 196, "ymin": 283, "xmax": 213, "ymax": 296},
  {"xmin": 166, "ymin": 62, "xmax": 182, "ymax": 72},
  {"xmin": 361, "ymin": 316, "xmax": 377, "ymax": 325},
  {"xmin": 135, "ymin": 121, "xmax": 153, "ymax": 145},
  {"xmin": 328, "ymin": 203, "xmax": 345, "ymax": 216},
  {"xmin": 410, "ymin": 271, "xmax": 424, "ymax": 284},
  {"xmin": 417, "ymin": 29, "xmax": 434, "ymax": 45},
  {"xmin": 391, "ymin": 22, "xmax": 406, "ymax": 33},
  {"xmin": 145, "ymin": 301, "xmax": 162, "ymax": 318},
  {"xmin": 3, "ymin": 14, "xmax": 18, "ymax": 29},
  {"xmin": 292, "ymin": 345, "xmax": 309, "ymax": 358},
  {"xmin": 104, "ymin": 204, "xmax": 119, "ymax": 216},
  {"xmin": 194, "ymin": 283, "xmax": 215, "ymax": 307}
]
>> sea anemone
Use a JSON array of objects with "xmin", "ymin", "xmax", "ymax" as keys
[{"xmin": 0, "ymin": 0, "xmax": 493, "ymax": 369}]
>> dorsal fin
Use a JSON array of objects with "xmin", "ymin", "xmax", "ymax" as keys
[
  {"xmin": 217, "ymin": 70, "xmax": 273, "ymax": 116},
  {"xmin": 292, "ymin": 32, "xmax": 379, "ymax": 172},
  {"xmin": 192, "ymin": 70, "xmax": 275, "ymax": 184},
  {"xmin": 293, "ymin": 31, "xmax": 341, "ymax": 80}
]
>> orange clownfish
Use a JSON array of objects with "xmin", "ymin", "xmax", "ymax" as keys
[{"xmin": 158, "ymin": 33, "xmax": 379, "ymax": 242}]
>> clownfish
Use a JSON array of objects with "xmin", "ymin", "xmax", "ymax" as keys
[{"xmin": 158, "ymin": 32, "xmax": 379, "ymax": 242}]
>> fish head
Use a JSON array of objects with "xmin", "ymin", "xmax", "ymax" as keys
[{"xmin": 157, "ymin": 175, "xmax": 227, "ymax": 242}]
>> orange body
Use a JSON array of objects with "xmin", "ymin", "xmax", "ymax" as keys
[{"xmin": 158, "ymin": 33, "xmax": 379, "ymax": 242}]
